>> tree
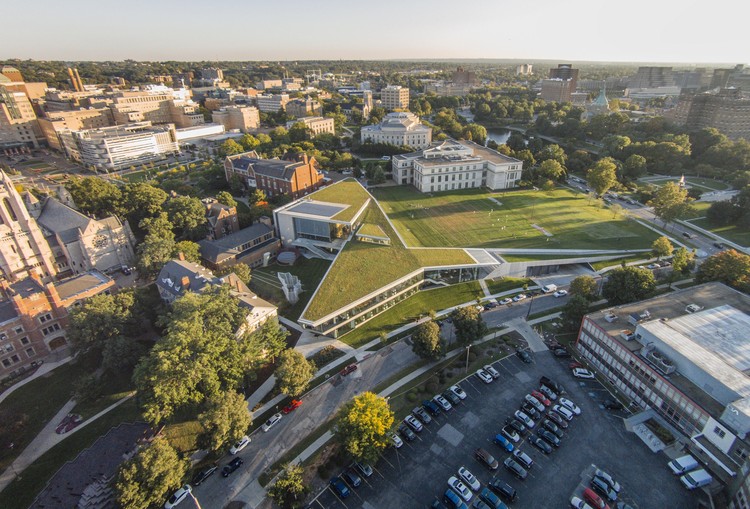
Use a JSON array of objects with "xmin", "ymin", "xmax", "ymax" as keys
[
  {"xmin": 121, "ymin": 183, "xmax": 168, "ymax": 229},
  {"xmin": 650, "ymin": 182, "xmax": 692, "ymax": 225},
  {"xmin": 461, "ymin": 124, "xmax": 487, "ymax": 145},
  {"xmin": 218, "ymin": 262, "xmax": 251, "ymax": 285},
  {"xmin": 411, "ymin": 321, "xmax": 442, "ymax": 359},
  {"xmin": 219, "ymin": 139, "xmax": 244, "ymax": 157},
  {"xmin": 247, "ymin": 188, "xmax": 267, "ymax": 206},
  {"xmin": 602, "ymin": 266, "xmax": 656, "ymax": 305},
  {"xmin": 137, "ymin": 213, "xmax": 176, "ymax": 277},
  {"xmin": 534, "ymin": 144, "xmax": 567, "ymax": 166},
  {"xmin": 165, "ymin": 195, "xmax": 206, "ymax": 239},
  {"xmin": 198, "ymin": 390, "xmax": 252, "ymax": 452},
  {"xmin": 114, "ymin": 437, "xmax": 188, "ymax": 509},
  {"xmin": 243, "ymin": 318, "xmax": 290, "ymax": 367},
  {"xmin": 696, "ymin": 250, "xmax": 750, "ymax": 292},
  {"xmin": 68, "ymin": 291, "xmax": 139, "ymax": 356},
  {"xmin": 288, "ymin": 122, "xmax": 310, "ymax": 143},
  {"xmin": 671, "ymin": 246, "xmax": 695, "ymax": 276},
  {"xmin": 102, "ymin": 335, "xmax": 146, "ymax": 374},
  {"xmin": 560, "ymin": 295, "xmax": 590, "ymax": 332},
  {"xmin": 335, "ymin": 392, "xmax": 394, "ymax": 464},
  {"xmin": 275, "ymin": 349, "xmax": 316, "ymax": 397},
  {"xmin": 66, "ymin": 177, "xmax": 122, "ymax": 217},
  {"xmin": 622, "ymin": 154, "xmax": 647, "ymax": 180},
  {"xmin": 451, "ymin": 306, "xmax": 488, "ymax": 345},
  {"xmin": 536, "ymin": 159, "xmax": 566, "ymax": 182},
  {"xmin": 586, "ymin": 157, "xmax": 618, "ymax": 196},
  {"xmin": 569, "ymin": 275, "xmax": 599, "ymax": 301},
  {"xmin": 269, "ymin": 463, "xmax": 309, "ymax": 509},
  {"xmin": 216, "ymin": 191, "xmax": 238, "ymax": 208},
  {"xmin": 173, "ymin": 240, "xmax": 201, "ymax": 263},
  {"xmin": 651, "ymin": 236, "xmax": 674, "ymax": 261}
]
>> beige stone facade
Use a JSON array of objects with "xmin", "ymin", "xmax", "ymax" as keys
[
  {"xmin": 212, "ymin": 105, "xmax": 260, "ymax": 132},
  {"xmin": 286, "ymin": 116, "xmax": 335, "ymax": 137},
  {"xmin": 37, "ymin": 108, "xmax": 114, "ymax": 151},
  {"xmin": 381, "ymin": 85, "xmax": 409, "ymax": 110},
  {"xmin": 0, "ymin": 85, "xmax": 42, "ymax": 148},
  {"xmin": 286, "ymin": 97, "xmax": 322, "ymax": 118}
]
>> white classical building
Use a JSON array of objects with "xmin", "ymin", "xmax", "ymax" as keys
[
  {"xmin": 285, "ymin": 116, "xmax": 335, "ymax": 137},
  {"xmin": 391, "ymin": 139, "xmax": 523, "ymax": 192},
  {"xmin": 360, "ymin": 112, "xmax": 432, "ymax": 149}
]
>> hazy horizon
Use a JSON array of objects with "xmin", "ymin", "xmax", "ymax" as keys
[{"xmin": 3, "ymin": 0, "xmax": 748, "ymax": 64}]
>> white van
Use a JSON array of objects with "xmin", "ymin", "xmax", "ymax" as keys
[
  {"xmin": 541, "ymin": 284, "xmax": 558, "ymax": 294},
  {"xmin": 680, "ymin": 468, "xmax": 712, "ymax": 489},
  {"xmin": 668, "ymin": 455, "xmax": 699, "ymax": 475}
]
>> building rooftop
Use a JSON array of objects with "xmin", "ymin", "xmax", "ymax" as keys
[
  {"xmin": 156, "ymin": 259, "xmax": 217, "ymax": 298},
  {"xmin": 286, "ymin": 201, "xmax": 347, "ymax": 219},
  {"xmin": 198, "ymin": 223, "xmax": 275, "ymax": 265},
  {"xmin": 298, "ymin": 179, "xmax": 372, "ymax": 222},
  {"xmin": 395, "ymin": 139, "xmax": 520, "ymax": 166},
  {"xmin": 54, "ymin": 270, "xmax": 112, "ymax": 302},
  {"xmin": 227, "ymin": 152, "xmax": 309, "ymax": 181},
  {"xmin": 361, "ymin": 111, "xmax": 430, "ymax": 134},
  {"xmin": 0, "ymin": 301, "xmax": 18, "ymax": 325}
]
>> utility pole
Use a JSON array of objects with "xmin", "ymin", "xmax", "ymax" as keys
[{"xmin": 525, "ymin": 293, "xmax": 536, "ymax": 320}]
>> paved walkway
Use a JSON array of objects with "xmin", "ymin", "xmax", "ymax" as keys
[
  {"xmin": 0, "ymin": 355, "xmax": 73, "ymax": 405},
  {"xmin": 507, "ymin": 317, "xmax": 549, "ymax": 353}
]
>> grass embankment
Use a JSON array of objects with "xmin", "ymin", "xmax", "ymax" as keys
[
  {"xmin": 250, "ymin": 258, "xmax": 332, "ymax": 321},
  {"xmin": 373, "ymin": 186, "xmax": 660, "ymax": 251},
  {"xmin": 686, "ymin": 218, "xmax": 750, "ymax": 247}
]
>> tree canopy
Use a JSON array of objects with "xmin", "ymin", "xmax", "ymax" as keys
[
  {"xmin": 198, "ymin": 390, "xmax": 252, "ymax": 452},
  {"xmin": 651, "ymin": 236, "xmax": 674, "ymax": 260},
  {"xmin": 560, "ymin": 295, "xmax": 590, "ymax": 332},
  {"xmin": 411, "ymin": 321, "xmax": 442, "ymax": 360},
  {"xmin": 269, "ymin": 463, "xmax": 309, "ymax": 509},
  {"xmin": 602, "ymin": 266, "xmax": 656, "ymax": 305},
  {"xmin": 696, "ymin": 250, "xmax": 750, "ymax": 292},
  {"xmin": 275, "ymin": 349, "xmax": 316, "ymax": 397},
  {"xmin": 66, "ymin": 177, "xmax": 122, "ymax": 218},
  {"xmin": 650, "ymin": 182, "xmax": 692, "ymax": 225},
  {"xmin": 586, "ymin": 157, "xmax": 618, "ymax": 196},
  {"xmin": 451, "ymin": 306, "xmax": 488, "ymax": 345},
  {"xmin": 569, "ymin": 275, "xmax": 599, "ymax": 301},
  {"xmin": 335, "ymin": 392, "xmax": 394, "ymax": 464}
]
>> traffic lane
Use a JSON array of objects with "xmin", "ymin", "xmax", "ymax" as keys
[
  {"xmin": 195, "ymin": 341, "xmax": 421, "ymax": 508},
  {"xmin": 482, "ymin": 294, "xmax": 567, "ymax": 328}
]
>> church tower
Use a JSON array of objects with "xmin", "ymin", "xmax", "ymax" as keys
[{"xmin": 0, "ymin": 171, "xmax": 57, "ymax": 282}]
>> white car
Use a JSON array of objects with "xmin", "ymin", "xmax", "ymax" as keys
[
  {"xmin": 539, "ymin": 384, "xmax": 558, "ymax": 400},
  {"xmin": 404, "ymin": 415, "xmax": 423, "ymax": 432},
  {"xmin": 447, "ymin": 476, "xmax": 473, "ymax": 502},
  {"xmin": 524, "ymin": 394, "xmax": 545, "ymax": 413},
  {"xmin": 514, "ymin": 410, "xmax": 535, "ymax": 428},
  {"xmin": 553, "ymin": 404, "xmax": 574, "ymax": 421},
  {"xmin": 165, "ymin": 484, "xmax": 192, "ymax": 509},
  {"xmin": 560, "ymin": 397, "xmax": 582, "ymax": 415},
  {"xmin": 553, "ymin": 290, "xmax": 568, "ymax": 298},
  {"xmin": 512, "ymin": 449, "xmax": 534, "ymax": 469},
  {"xmin": 434, "ymin": 394, "xmax": 453, "ymax": 411},
  {"xmin": 388, "ymin": 431, "xmax": 403, "ymax": 448},
  {"xmin": 483, "ymin": 365, "xmax": 500, "ymax": 379},
  {"xmin": 450, "ymin": 384, "xmax": 467, "ymax": 400},
  {"xmin": 512, "ymin": 294, "xmax": 527, "ymax": 302},
  {"xmin": 570, "ymin": 496, "xmax": 595, "ymax": 509},
  {"xmin": 262, "ymin": 413, "xmax": 283, "ymax": 432},
  {"xmin": 458, "ymin": 466, "xmax": 481, "ymax": 491},
  {"xmin": 595, "ymin": 468, "xmax": 622, "ymax": 492},
  {"xmin": 499, "ymin": 298, "xmax": 513, "ymax": 305},
  {"xmin": 229, "ymin": 435, "xmax": 250, "ymax": 454},
  {"xmin": 572, "ymin": 368, "xmax": 595, "ymax": 379},
  {"xmin": 475, "ymin": 369, "xmax": 493, "ymax": 384}
]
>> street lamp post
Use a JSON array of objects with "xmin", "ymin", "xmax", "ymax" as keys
[
  {"xmin": 465, "ymin": 343, "xmax": 472, "ymax": 373},
  {"xmin": 525, "ymin": 293, "xmax": 536, "ymax": 320}
]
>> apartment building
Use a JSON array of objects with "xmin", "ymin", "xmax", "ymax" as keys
[
  {"xmin": 0, "ymin": 83, "xmax": 42, "ymax": 149},
  {"xmin": 37, "ymin": 108, "xmax": 114, "ymax": 151},
  {"xmin": 109, "ymin": 86, "xmax": 204, "ymax": 128},
  {"xmin": 286, "ymin": 97, "xmax": 322, "ymax": 118},
  {"xmin": 361, "ymin": 112, "xmax": 432, "ymax": 149},
  {"xmin": 255, "ymin": 94, "xmax": 290, "ymax": 113},
  {"xmin": 212, "ymin": 105, "xmax": 260, "ymax": 132},
  {"xmin": 59, "ymin": 121, "xmax": 178, "ymax": 171},
  {"xmin": 392, "ymin": 139, "xmax": 522, "ymax": 192},
  {"xmin": 224, "ymin": 151, "xmax": 323, "ymax": 199},
  {"xmin": 381, "ymin": 85, "xmax": 409, "ymax": 110},
  {"xmin": 286, "ymin": 116, "xmax": 335, "ymax": 137},
  {"xmin": 629, "ymin": 67, "xmax": 675, "ymax": 89},
  {"xmin": 668, "ymin": 88, "xmax": 750, "ymax": 141}
]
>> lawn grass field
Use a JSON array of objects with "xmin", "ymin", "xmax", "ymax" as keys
[
  {"xmin": 338, "ymin": 281, "xmax": 483, "ymax": 347},
  {"xmin": 687, "ymin": 218, "xmax": 750, "ymax": 247},
  {"xmin": 641, "ymin": 176, "xmax": 730, "ymax": 192},
  {"xmin": 250, "ymin": 258, "xmax": 332, "ymax": 320},
  {"xmin": 372, "ymin": 186, "xmax": 659, "ymax": 250}
]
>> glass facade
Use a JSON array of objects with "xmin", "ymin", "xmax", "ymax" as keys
[{"xmin": 293, "ymin": 218, "xmax": 351, "ymax": 243}]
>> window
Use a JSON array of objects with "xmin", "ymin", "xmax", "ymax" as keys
[
  {"xmin": 714, "ymin": 426, "xmax": 726, "ymax": 439},
  {"xmin": 14, "ymin": 327, "xmax": 23, "ymax": 334},
  {"xmin": 39, "ymin": 313, "xmax": 52, "ymax": 323},
  {"xmin": 20, "ymin": 337, "xmax": 29, "ymax": 345},
  {"xmin": 25, "ymin": 347, "xmax": 35, "ymax": 357}
]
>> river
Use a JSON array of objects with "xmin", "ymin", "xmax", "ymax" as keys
[{"xmin": 486, "ymin": 128, "xmax": 512, "ymax": 146}]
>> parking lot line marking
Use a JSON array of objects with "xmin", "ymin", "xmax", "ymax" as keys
[
  {"xmin": 464, "ymin": 378, "xmax": 483, "ymax": 394},
  {"xmin": 328, "ymin": 486, "xmax": 349, "ymax": 508},
  {"xmin": 378, "ymin": 454, "xmax": 396, "ymax": 470}
]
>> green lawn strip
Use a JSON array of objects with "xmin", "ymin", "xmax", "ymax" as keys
[
  {"xmin": 499, "ymin": 254, "xmax": 585, "ymax": 262},
  {"xmin": 250, "ymin": 258, "xmax": 332, "ymax": 321},
  {"xmin": 484, "ymin": 277, "xmax": 531, "ymax": 295},
  {"xmin": 305, "ymin": 179, "xmax": 371, "ymax": 222},
  {"xmin": 0, "ymin": 399, "xmax": 141, "ymax": 509},
  {"xmin": 163, "ymin": 419, "xmax": 204, "ymax": 454},
  {"xmin": 687, "ymin": 218, "xmax": 750, "ymax": 247},
  {"xmin": 71, "ymin": 371, "xmax": 135, "ymax": 420},
  {"xmin": 302, "ymin": 200, "xmax": 472, "ymax": 322},
  {"xmin": 590, "ymin": 255, "xmax": 650, "ymax": 271},
  {"xmin": 685, "ymin": 178, "xmax": 730, "ymax": 191},
  {"xmin": 337, "ymin": 281, "xmax": 483, "ymax": 348},
  {"xmin": 372, "ymin": 186, "xmax": 659, "ymax": 251}
]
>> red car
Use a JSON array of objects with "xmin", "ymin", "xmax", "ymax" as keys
[
  {"xmin": 583, "ymin": 487, "xmax": 609, "ymax": 509},
  {"xmin": 569, "ymin": 361, "xmax": 583, "ymax": 370},
  {"xmin": 531, "ymin": 390, "xmax": 551, "ymax": 406},
  {"xmin": 340, "ymin": 364, "xmax": 358, "ymax": 376},
  {"xmin": 282, "ymin": 399, "xmax": 302, "ymax": 414}
]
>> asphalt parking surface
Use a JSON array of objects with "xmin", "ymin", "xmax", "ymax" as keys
[{"xmin": 310, "ymin": 351, "xmax": 701, "ymax": 509}]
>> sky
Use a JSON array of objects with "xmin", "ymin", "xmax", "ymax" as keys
[{"xmin": 3, "ymin": 0, "xmax": 748, "ymax": 64}]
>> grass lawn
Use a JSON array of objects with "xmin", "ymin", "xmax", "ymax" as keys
[
  {"xmin": 305, "ymin": 179, "xmax": 371, "ymax": 222},
  {"xmin": 250, "ymin": 258, "xmax": 332, "ymax": 321},
  {"xmin": 338, "ymin": 281, "xmax": 483, "ymax": 348},
  {"xmin": 0, "ymin": 399, "xmax": 141, "ymax": 509},
  {"xmin": 641, "ymin": 176, "xmax": 730, "ymax": 192},
  {"xmin": 687, "ymin": 218, "xmax": 750, "ymax": 247},
  {"xmin": 485, "ymin": 277, "xmax": 531, "ymax": 295},
  {"xmin": 372, "ymin": 186, "xmax": 659, "ymax": 250},
  {"xmin": 120, "ymin": 170, "xmax": 151, "ymax": 183}
]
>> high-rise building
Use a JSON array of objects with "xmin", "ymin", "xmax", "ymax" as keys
[
  {"xmin": 516, "ymin": 64, "xmax": 533, "ymax": 76},
  {"xmin": 37, "ymin": 108, "xmax": 114, "ymax": 151},
  {"xmin": 0, "ymin": 171, "xmax": 57, "ymax": 282},
  {"xmin": 254, "ymin": 94, "xmax": 290, "ymax": 113},
  {"xmin": 668, "ymin": 88, "xmax": 750, "ymax": 141},
  {"xmin": 540, "ymin": 79, "xmax": 576, "ymax": 103},
  {"xmin": 451, "ymin": 67, "xmax": 477, "ymax": 86},
  {"xmin": 201, "ymin": 68, "xmax": 224, "ymax": 81},
  {"xmin": 109, "ymin": 86, "xmax": 204, "ymax": 128},
  {"xmin": 0, "ymin": 84, "xmax": 42, "ymax": 148},
  {"xmin": 381, "ymin": 85, "xmax": 410, "ymax": 110},
  {"xmin": 67, "ymin": 68, "xmax": 84, "ymax": 92},
  {"xmin": 211, "ymin": 105, "xmax": 260, "ymax": 132},
  {"xmin": 629, "ymin": 67, "xmax": 675, "ymax": 89},
  {"xmin": 549, "ymin": 64, "xmax": 579, "ymax": 90}
]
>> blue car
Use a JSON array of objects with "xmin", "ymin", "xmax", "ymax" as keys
[
  {"xmin": 422, "ymin": 400, "xmax": 441, "ymax": 416},
  {"xmin": 330, "ymin": 477, "xmax": 350, "ymax": 499},
  {"xmin": 493, "ymin": 433, "xmax": 514, "ymax": 452},
  {"xmin": 443, "ymin": 488, "xmax": 469, "ymax": 509}
]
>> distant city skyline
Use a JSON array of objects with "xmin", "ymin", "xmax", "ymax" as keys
[{"xmin": 3, "ymin": 0, "xmax": 748, "ymax": 64}]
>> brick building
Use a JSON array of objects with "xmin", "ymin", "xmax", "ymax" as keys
[
  {"xmin": 203, "ymin": 198, "xmax": 240, "ymax": 240},
  {"xmin": 224, "ymin": 151, "xmax": 323, "ymax": 199}
]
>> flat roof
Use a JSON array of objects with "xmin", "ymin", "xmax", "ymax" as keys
[
  {"xmin": 286, "ymin": 201, "xmax": 348, "ymax": 219},
  {"xmin": 301, "ymin": 179, "xmax": 371, "ymax": 222}
]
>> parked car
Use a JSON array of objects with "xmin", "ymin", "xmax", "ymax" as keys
[
  {"xmin": 355, "ymin": 461, "xmax": 373, "ymax": 478},
  {"xmin": 603, "ymin": 399, "xmax": 623, "ymax": 410},
  {"xmin": 512, "ymin": 449, "xmax": 533, "ymax": 469},
  {"xmin": 472, "ymin": 499, "xmax": 491, "ymax": 509},
  {"xmin": 516, "ymin": 350, "xmax": 532, "ymax": 364},
  {"xmin": 569, "ymin": 361, "xmax": 584, "ymax": 370},
  {"xmin": 505, "ymin": 417, "xmax": 526, "ymax": 434},
  {"xmin": 340, "ymin": 363, "xmax": 358, "ymax": 376},
  {"xmin": 570, "ymin": 496, "xmax": 595, "ymax": 509},
  {"xmin": 478, "ymin": 487, "xmax": 504, "ymax": 509},
  {"xmin": 222, "ymin": 457, "xmax": 243, "ymax": 477},
  {"xmin": 524, "ymin": 394, "xmax": 545, "ymax": 412},
  {"xmin": 560, "ymin": 397, "xmax": 582, "ymax": 415},
  {"xmin": 543, "ymin": 419, "xmax": 564, "ymax": 438},
  {"xmin": 539, "ymin": 384, "xmax": 558, "ymax": 401},
  {"xmin": 262, "ymin": 413, "xmax": 283, "ymax": 432},
  {"xmin": 398, "ymin": 423, "xmax": 416, "ymax": 441},
  {"xmin": 520, "ymin": 402, "xmax": 541, "ymax": 421},
  {"xmin": 499, "ymin": 298, "xmax": 512, "ymax": 305},
  {"xmin": 582, "ymin": 488, "xmax": 608, "ymax": 509},
  {"xmin": 191, "ymin": 465, "xmax": 217, "ymax": 486},
  {"xmin": 488, "ymin": 479, "xmax": 518, "ymax": 502},
  {"xmin": 503, "ymin": 457, "xmax": 528, "ymax": 480},
  {"xmin": 423, "ymin": 399, "xmax": 442, "ymax": 415},
  {"xmin": 282, "ymin": 399, "xmax": 302, "ymax": 414},
  {"xmin": 501, "ymin": 425, "xmax": 520, "ymax": 443},
  {"xmin": 388, "ymin": 431, "xmax": 403, "ymax": 448},
  {"xmin": 572, "ymin": 368, "xmax": 595, "ymax": 379},
  {"xmin": 537, "ymin": 428, "xmax": 561, "ymax": 447},
  {"xmin": 594, "ymin": 469, "xmax": 621, "ymax": 493},
  {"xmin": 483, "ymin": 365, "xmax": 501, "ymax": 379},
  {"xmin": 434, "ymin": 394, "xmax": 453, "ymax": 411},
  {"xmin": 413, "ymin": 406, "xmax": 433, "ymax": 424},
  {"xmin": 493, "ymin": 433, "xmax": 514, "ymax": 452},
  {"xmin": 444, "ymin": 488, "xmax": 467, "ymax": 509},
  {"xmin": 553, "ymin": 289, "xmax": 568, "ymax": 298},
  {"xmin": 531, "ymin": 390, "xmax": 551, "ymax": 406},
  {"xmin": 458, "ymin": 466, "xmax": 481, "ymax": 491},
  {"xmin": 553, "ymin": 348, "xmax": 571, "ymax": 358},
  {"xmin": 164, "ymin": 484, "xmax": 192, "ymax": 509},
  {"xmin": 528, "ymin": 434, "xmax": 552, "ymax": 454},
  {"xmin": 342, "ymin": 469, "xmax": 362, "ymax": 488},
  {"xmin": 539, "ymin": 376, "xmax": 564, "ymax": 394},
  {"xmin": 475, "ymin": 369, "xmax": 493, "ymax": 384},
  {"xmin": 512, "ymin": 294, "xmax": 527, "ymax": 302},
  {"xmin": 448, "ymin": 476, "xmax": 473, "ymax": 502},
  {"xmin": 474, "ymin": 448, "xmax": 499, "ymax": 470},
  {"xmin": 514, "ymin": 410, "xmax": 535, "ymax": 428},
  {"xmin": 546, "ymin": 410, "xmax": 569, "ymax": 429},
  {"xmin": 591, "ymin": 476, "xmax": 618, "ymax": 502},
  {"xmin": 404, "ymin": 415, "xmax": 424, "ymax": 432},
  {"xmin": 450, "ymin": 384, "xmax": 468, "ymax": 400},
  {"xmin": 330, "ymin": 476, "xmax": 351, "ymax": 498},
  {"xmin": 443, "ymin": 390, "xmax": 462, "ymax": 406},
  {"xmin": 553, "ymin": 404, "xmax": 575, "ymax": 421},
  {"xmin": 229, "ymin": 436, "xmax": 250, "ymax": 454}
]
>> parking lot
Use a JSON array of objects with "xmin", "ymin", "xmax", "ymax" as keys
[{"xmin": 309, "ymin": 349, "xmax": 701, "ymax": 508}]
